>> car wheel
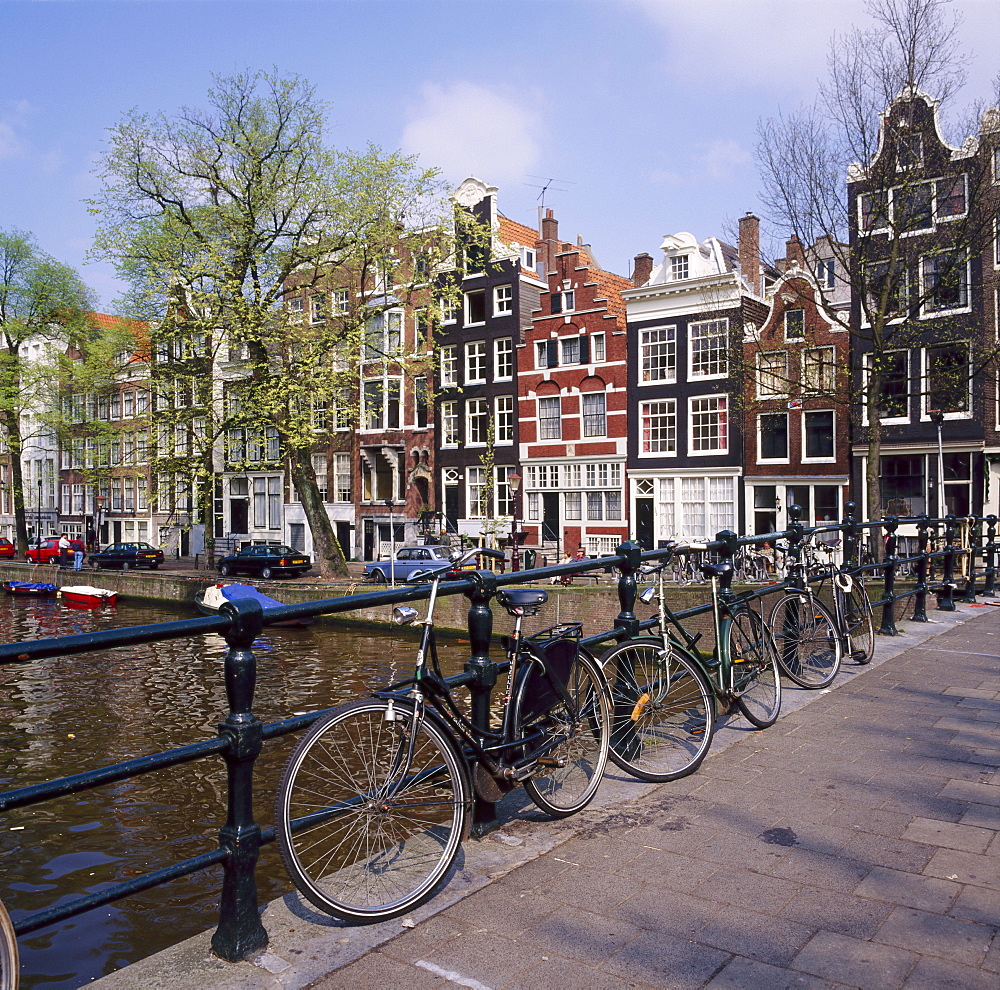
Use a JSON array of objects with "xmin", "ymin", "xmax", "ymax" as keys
[
  {"xmin": 121, "ymin": 562, "xmax": 131, "ymax": 571},
  {"xmin": 219, "ymin": 564, "xmax": 231, "ymax": 577},
  {"xmin": 90, "ymin": 560, "xmax": 99, "ymax": 570},
  {"xmin": 370, "ymin": 570, "xmax": 386, "ymax": 584},
  {"xmin": 261, "ymin": 567, "xmax": 273, "ymax": 580},
  {"xmin": 149, "ymin": 563, "xmax": 159, "ymax": 570}
]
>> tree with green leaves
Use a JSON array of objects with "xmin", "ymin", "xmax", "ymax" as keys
[
  {"xmin": 0, "ymin": 229, "xmax": 102, "ymax": 554},
  {"xmin": 90, "ymin": 69, "xmax": 462, "ymax": 577},
  {"xmin": 755, "ymin": 0, "xmax": 999, "ymax": 528}
]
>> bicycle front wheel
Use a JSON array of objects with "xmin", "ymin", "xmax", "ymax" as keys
[
  {"xmin": 844, "ymin": 582, "xmax": 874, "ymax": 664},
  {"xmin": 514, "ymin": 650, "xmax": 610, "ymax": 818},
  {"xmin": 768, "ymin": 592, "xmax": 842, "ymax": 688},
  {"xmin": 728, "ymin": 607, "xmax": 782, "ymax": 728},
  {"xmin": 599, "ymin": 638, "xmax": 715, "ymax": 782},
  {"xmin": 275, "ymin": 698, "xmax": 471, "ymax": 923}
]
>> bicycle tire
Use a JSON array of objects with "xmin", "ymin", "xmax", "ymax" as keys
[
  {"xmin": 275, "ymin": 697, "xmax": 471, "ymax": 923},
  {"xmin": 513, "ymin": 649, "xmax": 610, "ymax": 818},
  {"xmin": 844, "ymin": 582, "xmax": 875, "ymax": 664},
  {"xmin": 0, "ymin": 898, "xmax": 17, "ymax": 990},
  {"xmin": 598, "ymin": 638, "xmax": 715, "ymax": 782},
  {"xmin": 768, "ymin": 591, "xmax": 842, "ymax": 689},
  {"xmin": 728, "ymin": 607, "xmax": 782, "ymax": 728}
]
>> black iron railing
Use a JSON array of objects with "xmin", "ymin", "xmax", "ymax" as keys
[{"xmin": 0, "ymin": 505, "xmax": 995, "ymax": 966}]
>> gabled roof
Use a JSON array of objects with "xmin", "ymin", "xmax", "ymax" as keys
[{"xmin": 498, "ymin": 214, "xmax": 539, "ymax": 248}]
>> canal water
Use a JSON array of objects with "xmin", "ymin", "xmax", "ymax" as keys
[{"xmin": 0, "ymin": 594, "xmax": 470, "ymax": 989}]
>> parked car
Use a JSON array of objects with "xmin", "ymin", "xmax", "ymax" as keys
[
  {"xmin": 89, "ymin": 542, "xmax": 164, "ymax": 571},
  {"xmin": 27, "ymin": 538, "xmax": 85, "ymax": 564},
  {"xmin": 0, "ymin": 539, "xmax": 15, "ymax": 559},
  {"xmin": 217, "ymin": 545, "xmax": 311, "ymax": 580},
  {"xmin": 363, "ymin": 545, "xmax": 473, "ymax": 584}
]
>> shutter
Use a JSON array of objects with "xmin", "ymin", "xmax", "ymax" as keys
[
  {"xmin": 579, "ymin": 335, "xmax": 590, "ymax": 364},
  {"xmin": 546, "ymin": 340, "xmax": 559, "ymax": 367},
  {"xmin": 551, "ymin": 293, "xmax": 562, "ymax": 314}
]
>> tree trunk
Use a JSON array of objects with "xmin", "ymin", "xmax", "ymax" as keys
[
  {"xmin": 288, "ymin": 449, "xmax": 348, "ymax": 578},
  {"xmin": 1, "ymin": 410, "xmax": 29, "ymax": 557},
  {"xmin": 865, "ymin": 384, "xmax": 884, "ymax": 563}
]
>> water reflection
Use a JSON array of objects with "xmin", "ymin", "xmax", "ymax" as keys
[{"xmin": 0, "ymin": 595, "xmax": 466, "ymax": 989}]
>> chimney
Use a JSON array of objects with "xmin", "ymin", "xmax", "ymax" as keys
[
  {"xmin": 783, "ymin": 235, "xmax": 805, "ymax": 269},
  {"xmin": 538, "ymin": 208, "xmax": 558, "ymax": 272},
  {"xmin": 738, "ymin": 212, "xmax": 760, "ymax": 296},
  {"xmin": 632, "ymin": 252, "xmax": 653, "ymax": 288}
]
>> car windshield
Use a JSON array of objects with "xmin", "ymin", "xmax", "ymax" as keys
[{"xmin": 272, "ymin": 546, "xmax": 296, "ymax": 555}]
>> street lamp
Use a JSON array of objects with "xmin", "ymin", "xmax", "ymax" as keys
[
  {"xmin": 95, "ymin": 495, "xmax": 107, "ymax": 550},
  {"xmin": 36, "ymin": 477, "xmax": 43, "ymax": 549},
  {"xmin": 508, "ymin": 470, "xmax": 522, "ymax": 572},
  {"xmin": 930, "ymin": 409, "xmax": 945, "ymax": 519},
  {"xmin": 384, "ymin": 498, "xmax": 396, "ymax": 587}
]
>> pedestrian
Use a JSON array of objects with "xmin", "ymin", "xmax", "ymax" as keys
[
  {"xmin": 58, "ymin": 532, "xmax": 71, "ymax": 568},
  {"xmin": 73, "ymin": 541, "xmax": 85, "ymax": 572}
]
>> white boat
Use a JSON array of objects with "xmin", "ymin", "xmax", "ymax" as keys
[{"xmin": 59, "ymin": 586, "xmax": 118, "ymax": 607}]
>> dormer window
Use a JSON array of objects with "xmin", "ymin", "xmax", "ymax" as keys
[
  {"xmin": 520, "ymin": 247, "xmax": 536, "ymax": 270},
  {"xmin": 670, "ymin": 255, "xmax": 689, "ymax": 280},
  {"xmin": 784, "ymin": 309, "xmax": 805, "ymax": 340}
]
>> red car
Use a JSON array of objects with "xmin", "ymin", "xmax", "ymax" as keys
[
  {"xmin": 26, "ymin": 538, "xmax": 85, "ymax": 564},
  {"xmin": 0, "ymin": 539, "xmax": 15, "ymax": 559}
]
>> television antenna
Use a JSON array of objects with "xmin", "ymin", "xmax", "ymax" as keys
[{"xmin": 525, "ymin": 175, "xmax": 575, "ymax": 221}]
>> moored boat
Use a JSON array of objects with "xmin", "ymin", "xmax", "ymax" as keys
[
  {"xmin": 4, "ymin": 580, "xmax": 58, "ymax": 597},
  {"xmin": 195, "ymin": 583, "xmax": 314, "ymax": 627},
  {"xmin": 59, "ymin": 586, "xmax": 118, "ymax": 608}
]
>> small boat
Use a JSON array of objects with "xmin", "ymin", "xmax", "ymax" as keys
[
  {"xmin": 4, "ymin": 580, "xmax": 58, "ymax": 597},
  {"xmin": 59, "ymin": 586, "xmax": 118, "ymax": 608},
  {"xmin": 195, "ymin": 583, "xmax": 314, "ymax": 627}
]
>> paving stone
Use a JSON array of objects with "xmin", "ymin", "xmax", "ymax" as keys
[
  {"xmin": 874, "ymin": 905, "xmax": 990, "ymax": 967},
  {"xmin": 748, "ymin": 792, "xmax": 842, "ymax": 827},
  {"xmin": 868, "ymin": 769, "xmax": 948, "ymax": 797},
  {"xmin": 923, "ymin": 847, "xmax": 1000, "ymax": 890},
  {"xmin": 901, "ymin": 956, "xmax": 1000, "ymax": 990},
  {"xmin": 621, "ymin": 818, "xmax": 716, "ymax": 856},
  {"xmin": 768, "ymin": 847, "xmax": 872, "ymax": 893},
  {"xmin": 765, "ymin": 820, "xmax": 854, "ymax": 856},
  {"xmin": 610, "ymin": 886, "xmax": 721, "ymax": 939},
  {"xmin": 405, "ymin": 932, "xmax": 544, "ymax": 987},
  {"xmin": 694, "ymin": 905, "xmax": 815, "ymax": 966},
  {"xmin": 507, "ymin": 956, "xmax": 637, "ymax": 990},
  {"xmin": 309, "ymin": 951, "xmax": 448, "ymax": 990},
  {"xmin": 690, "ymin": 829, "xmax": 793, "ymax": 872},
  {"xmin": 535, "ymin": 864, "xmax": 640, "ymax": 914},
  {"xmin": 515, "ymin": 904, "xmax": 642, "ymax": 968},
  {"xmin": 551, "ymin": 835, "xmax": 643, "ymax": 870},
  {"xmin": 825, "ymin": 805, "xmax": 915, "ymax": 839},
  {"xmin": 691, "ymin": 868, "xmax": 800, "ymax": 913},
  {"xmin": 778, "ymin": 887, "xmax": 893, "ymax": 940},
  {"xmin": 791, "ymin": 930, "xmax": 918, "ymax": 990},
  {"xmin": 378, "ymin": 912, "xmax": 470, "ymax": 965},
  {"xmin": 839, "ymin": 831, "xmax": 935, "ymax": 873},
  {"xmin": 704, "ymin": 956, "xmax": 838, "ymax": 989},
  {"xmin": 939, "ymin": 780, "xmax": 1000, "ymax": 806},
  {"xmin": 612, "ymin": 844, "xmax": 721, "ymax": 894},
  {"xmin": 601, "ymin": 929, "xmax": 731, "ymax": 989},
  {"xmin": 901, "ymin": 816, "xmax": 994, "ymax": 853},
  {"xmin": 441, "ymin": 884, "xmax": 560, "ymax": 937},
  {"xmin": 495, "ymin": 853, "xmax": 572, "ymax": 891},
  {"xmin": 948, "ymin": 882, "xmax": 1000, "ymax": 926}
]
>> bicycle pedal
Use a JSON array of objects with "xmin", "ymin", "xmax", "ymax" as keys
[
  {"xmin": 849, "ymin": 650, "xmax": 867, "ymax": 662},
  {"xmin": 536, "ymin": 757, "xmax": 568, "ymax": 768}
]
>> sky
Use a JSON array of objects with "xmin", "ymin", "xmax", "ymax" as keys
[{"xmin": 1, "ymin": 0, "xmax": 998, "ymax": 311}]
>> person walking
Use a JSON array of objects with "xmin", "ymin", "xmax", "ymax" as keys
[
  {"xmin": 58, "ymin": 533, "xmax": 71, "ymax": 568},
  {"xmin": 73, "ymin": 541, "xmax": 85, "ymax": 572}
]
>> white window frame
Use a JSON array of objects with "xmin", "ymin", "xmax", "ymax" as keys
[
  {"xmin": 757, "ymin": 412, "xmax": 790, "ymax": 464},
  {"xmin": 639, "ymin": 399, "xmax": 677, "ymax": 457},
  {"xmin": 640, "ymin": 326, "xmax": 676, "ymax": 384},
  {"xmin": 493, "ymin": 284, "xmax": 513, "ymax": 316},
  {"xmin": 464, "ymin": 289, "xmax": 486, "ymax": 326},
  {"xmin": 538, "ymin": 396, "xmax": 561, "ymax": 441},
  {"xmin": 863, "ymin": 351, "xmax": 911, "ymax": 425},
  {"xmin": 581, "ymin": 392, "xmax": 607, "ymax": 438},
  {"xmin": 495, "ymin": 394, "xmax": 514, "ymax": 444},
  {"xmin": 670, "ymin": 255, "xmax": 689, "ymax": 280},
  {"xmin": 688, "ymin": 319, "xmax": 728, "ymax": 380},
  {"xmin": 783, "ymin": 309, "xmax": 805, "ymax": 342},
  {"xmin": 592, "ymin": 332, "xmax": 606, "ymax": 363},
  {"xmin": 802, "ymin": 409, "xmax": 837, "ymax": 463},
  {"xmin": 440, "ymin": 400, "xmax": 458, "ymax": 447},
  {"xmin": 466, "ymin": 397, "xmax": 490, "ymax": 446},
  {"xmin": 465, "ymin": 340, "xmax": 487, "ymax": 384},
  {"xmin": 440, "ymin": 345, "xmax": 458, "ymax": 387},
  {"xmin": 494, "ymin": 337, "xmax": 513, "ymax": 380},
  {"xmin": 921, "ymin": 341, "xmax": 972, "ymax": 420},
  {"xmin": 756, "ymin": 351, "xmax": 788, "ymax": 399},
  {"xmin": 688, "ymin": 394, "xmax": 728, "ymax": 456},
  {"xmin": 802, "ymin": 346, "xmax": 836, "ymax": 395},
  {"xmin": 920, "ymin": 250, "xmax": 971, "ymax": 318}
]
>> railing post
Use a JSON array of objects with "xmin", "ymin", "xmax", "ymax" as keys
[
  {"xmin": 785, "ymin": 505, "xmax": 805, "ymax": 590},
  {"xmin": 960, "ymin": 516, "xmax": 979, "ymax": 603},
  {"xmin": 211, "ymin": 598, "xmax": 268, "ymax": 962},
  {"xmin": 938, "ymin": 515, "xmax": 957, "ymax": 612},
  {"xmin": 879, "ymin": 517, "xmax": 899, "ymax": 636},
  {"xmin": 613, "ymin": 541, "xmax": 643, "ymax": 640},
  {"xmin": 842, "ymin": 501, "xmax": 860, "ymax": 569},
  {"xmin": 912, "ymin": 515, "xmax": 929, "ymax": 623},
  {"xmin": 985, "ymin": 515, "xmax": 997, "ymax": 596},
  {"xmin": 463, "ymin": 569, "xmax": 500, "ymax": 835}
]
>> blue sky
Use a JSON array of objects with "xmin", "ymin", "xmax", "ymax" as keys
[{"xmin": 1, "ymin": 0, "xmax": 998, "ymax": 310}]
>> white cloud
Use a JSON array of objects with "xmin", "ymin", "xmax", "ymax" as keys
[
  {"xmin": 694, "ymin": 138, "xmax": 752, "ymax": 181},
  {"xmin": 0, "ymin": 122, "xmax": 22, "ymax": 159},
  {"xmin": 401, "ymin": 81, "xmax": 541, "ymax": 184}
]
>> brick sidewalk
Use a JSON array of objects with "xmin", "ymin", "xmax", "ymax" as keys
[{"xmin": 309, "ymin": 611, "xmax": 1000, "ymax": 990}]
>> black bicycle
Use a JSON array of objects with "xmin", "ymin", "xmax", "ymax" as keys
[{"xmin": 274, "ymin": 546, "xmax": 611, "ymax": 923}]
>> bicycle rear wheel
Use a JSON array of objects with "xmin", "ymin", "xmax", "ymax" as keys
[
  {"xmin": 275, "ymin": 698, "xmax": 471, "ymax": 923},
  {"xmin": 599, "ymin": 637, "xmax": 715, "ymax": 782},
  {"xmin": 728, "ymin": 607, "xmax": 782, "ymax": 728},
  {"xmin": 514, "ymin": 650, "xmax": 610, "ymax": 817},
  {"xmin": 843, "ymin": 582, "xmax": 874, "ymax": 664},
  {"xmin": 768, "ymin": 592, "xmax": 842, "ymax": 688},
  {"xmin": 0, "ymin": 898, "xmax": 17, "ymax": 990}
]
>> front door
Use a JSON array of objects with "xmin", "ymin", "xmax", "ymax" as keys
[
  {"xmin": 635, "ymin": 497, "xmax": 654, "ymax": 550},
  {"xmin": 230, "ymin": 498, "xmax": 249, "ymax": 534},
  {"xmin": 542, "ymin": 493, "xmax": 560, "ymax": 544},
  {"xmin": 363, "ymin": 518, "xmax": 375, "ymax": 561}
]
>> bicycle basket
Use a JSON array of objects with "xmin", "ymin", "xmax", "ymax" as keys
[{"xmin": 518, "ymin": 637, "xmax": 579, "ymax": 723}]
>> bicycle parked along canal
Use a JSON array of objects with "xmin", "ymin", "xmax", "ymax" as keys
[
  {"xmin": 597, "ymin": 540, "xmax": 782, "ymax": 784},
  {"xmin": 274, "ymin": 546, "xmax": 611, "ymax": 923}
]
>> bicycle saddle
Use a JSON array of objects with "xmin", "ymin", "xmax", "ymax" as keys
[
  {"xmin": 496, "ymin": 588, "xmax": 548, "ymax": 614},
  {"xmin": 699, "ymin": 560, "xmax": 734, "ymax": 579}
]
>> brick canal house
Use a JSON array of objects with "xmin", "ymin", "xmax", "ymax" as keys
[
  {"xmin": 517, "ymin": 209, "xmax": 631, "ymax": 561},
  {"xmin": 742, "ymin": 265, "xmax": 852, "ymax": 537},
  {"xmin": 848, "ymin": 89, "xmax": 1000, "ymax": 540},
  {"xmin": 623, "ymin": 215, "xmax": 773, "ymax": 547},
  {"xmin": 434, "ymin": 177, "xmax": 544, "ymax": 551}
]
